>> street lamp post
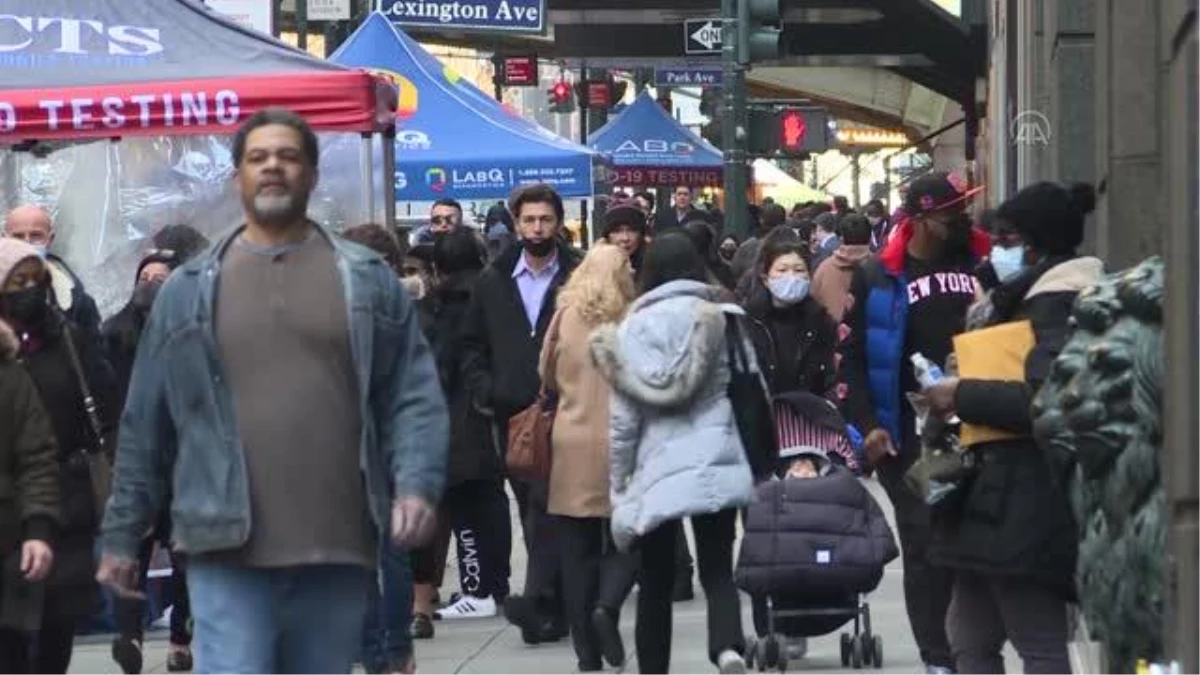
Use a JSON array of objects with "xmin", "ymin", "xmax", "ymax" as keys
[{"xmin": 720, "ymin": 0, "xmax": 747, "ymax": 239}]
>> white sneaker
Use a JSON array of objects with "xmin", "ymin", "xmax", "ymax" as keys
[
  {"xmin": 717, "ymin": 649, "xmax": 746, "ymax": 674},
  {"xmin": 433, "ymin": 594, "xmax": 497, "ymax": 620}
]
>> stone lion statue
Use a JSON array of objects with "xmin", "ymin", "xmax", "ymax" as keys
[{"xmin": 1031, "ymin": 256, "xmax": 1165, "ymax": 673}]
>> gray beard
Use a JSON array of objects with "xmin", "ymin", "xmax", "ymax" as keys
[{"xmin": 252, "ymin": 193, "xmax": 304, "ymax": 225}]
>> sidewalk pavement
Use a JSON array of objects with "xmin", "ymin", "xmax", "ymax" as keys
[{"xmin": 69, "ymin": 479, "xmax": 1019, "ymax": 673}]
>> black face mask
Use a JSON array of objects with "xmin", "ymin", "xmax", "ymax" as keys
[
  {"xmin": 130, "ymin": 281, "xmax": 162, "ymax": 313},
  {"xmin": 522, "ymin": 238, "xmax": 556, "ymax": 258},
  {"xmin": 942, "ymin": 212, "xmax": 974, "ymax": 254},
  {"xmin": 0, "ymin": 285, "xmax": 50, "ymax": 329}
]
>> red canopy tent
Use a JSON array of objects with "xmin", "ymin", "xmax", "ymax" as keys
[
  {"xmin": 0, "ymin": 0, "xmax": 396, "ymax": 142},
  {"xmin": 0, "ymin": 0, "xmax": 399, "ymax": 316}
]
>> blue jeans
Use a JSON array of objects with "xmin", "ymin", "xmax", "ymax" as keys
[
  {"xmin": 187, "ymin": 562, "xmax": 372, "ymax": 674},
  {"xmin": 361, "ymin": 543, "xmax": 414, "ymax": 672}
]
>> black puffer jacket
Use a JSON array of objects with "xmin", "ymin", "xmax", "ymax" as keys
[
  {"xmin": 736, "ymin": 469, "xmax": 898, "ymax": 596},
  {"xmin": 743, "ymin": 282, "xmax": 838, "ymax": 399},
  {"xmin": 427, "ymin": 271, "xmax": 503, "ymax": 486},
  {"xmin": 929, "ymin": 256, "xmax": 1104, "ymax": 597}
]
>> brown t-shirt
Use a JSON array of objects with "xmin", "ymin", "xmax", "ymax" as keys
[{"xmin": 212, "ymin": 230, "xmax": 374, "ymax": 568}]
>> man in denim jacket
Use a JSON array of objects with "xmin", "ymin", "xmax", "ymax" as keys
[{"xmin": 97, "ymin": 109, "xmax": 449, "ymax": 674}]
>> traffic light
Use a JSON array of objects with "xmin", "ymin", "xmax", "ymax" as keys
[
  {"xmin": 737, "ymin": 0, "xmax": 782, "ymax": 65},
  {"xmin": 548, "ymin": 80, "xmax": 575, "ymax": 114},
  {"xmin": 746, "ymin": 107, "xmax": 830, "ymax": 156},
  {"xmin": 779, "ymin": 108, "xmax": 807, "ymax": 153}
]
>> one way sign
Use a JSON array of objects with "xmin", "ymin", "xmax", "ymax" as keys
[{"xmin": 684, "ymin": 18, "xmax": 723, "ymax": 55}]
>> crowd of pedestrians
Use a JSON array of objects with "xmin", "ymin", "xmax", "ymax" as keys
[{"xmin": 0, "ymin": 106, "xmax": 1112, "ymax": 675}]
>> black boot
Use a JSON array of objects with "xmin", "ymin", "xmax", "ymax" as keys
[{"xmin": 590, "ymin": 606, "xmax": 626, "ymax": 668}]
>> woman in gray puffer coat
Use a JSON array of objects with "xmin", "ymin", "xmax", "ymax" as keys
[{"xmin": 590, "ymin": 232, "xmax": 754, "ymax": 675}]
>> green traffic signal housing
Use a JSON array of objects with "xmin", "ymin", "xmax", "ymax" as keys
[{"xmin": 736, "ymin": 0, "xmax": 782, "ymax": 65}]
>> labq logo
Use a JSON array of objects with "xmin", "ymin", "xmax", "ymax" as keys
[
  {"xmin": 425, "ymin": 168, "xmax": 447, "ymax": 192},
  {"xmin": 396, "ymin": 129, "xmax": 431, "ymax": 150}
]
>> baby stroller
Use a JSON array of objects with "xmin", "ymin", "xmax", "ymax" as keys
[{"xmin": 735, "ymin": 392, "xmax": 899, "ymax": 672}]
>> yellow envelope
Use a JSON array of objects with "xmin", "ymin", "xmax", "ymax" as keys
[{"xmin": 952, "ymin": 320, "xmax": 1035, "ymax": 446}]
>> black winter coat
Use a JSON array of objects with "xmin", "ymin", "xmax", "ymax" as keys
[
  {"xmin": 427, "ymin": 271, "xmax": 503, "ymax": 486},
  {"xmin": 460, "ymin": 241, "xmax": 580, "ymax": 421},
  {"xmin": 100, "ymin": 302, "xmax": 145, "ymax": 405},
  {"xmin": 0, "ymin": 322, "xmax": 60, "ymax": 631},
  {"xmin": 735, "ymin": 469, "xmax": 898, "ymax": 596},
  {"xmin": 929, "ymin": 256, "xmax": 1104, "ymax": 597},
  {"xmin": 20, "ymin": 313, "xmax": 119, "ymax": 619},
  {"xmin": 743, "ymin": 284, "xmax": 838, "ymax": 399}
]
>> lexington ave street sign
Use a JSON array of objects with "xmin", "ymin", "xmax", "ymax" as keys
[
  {"xmin": 684, "ymin": 18, "xmax": 723, "ymax": 55},
  {"xmin": 379, "ymin": 0, "xmax": 545, "ymax": 33}
]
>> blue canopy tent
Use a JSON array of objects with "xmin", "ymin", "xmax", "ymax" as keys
[
  {"xmin": 331, "ymin": 13, "xmax": 604, "ymax": 202},
  {"xmin": 589, "ymin": 92, "xmax": 724, "ymax": 188}
]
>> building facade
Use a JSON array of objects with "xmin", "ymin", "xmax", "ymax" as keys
[{"xmin": 986, "ymin": 0, "xmax": 1195, "ymax": 271}]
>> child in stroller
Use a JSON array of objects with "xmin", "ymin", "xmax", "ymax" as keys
[{"xmin": 735, "ymin": 392, "xmax": 899, "ymax": 672}]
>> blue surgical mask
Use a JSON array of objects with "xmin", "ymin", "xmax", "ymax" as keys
[
  {"xmin": 767, "ymin": 274, "xmax": 810, "ymax": 305},
  {"xmin": 990, "ymin": 245, "xmax": 1024, "ymax": 282}
]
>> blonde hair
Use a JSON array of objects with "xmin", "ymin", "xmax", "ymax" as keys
[{"xmin": 557, "ymin": 243, "xmax": 635, "ymax": 327}]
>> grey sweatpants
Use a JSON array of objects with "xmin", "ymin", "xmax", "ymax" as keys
[{"xmin": 945, "ymin": 570, "xmax": 1071, "ymax": 674}]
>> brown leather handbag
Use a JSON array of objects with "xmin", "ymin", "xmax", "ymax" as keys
[{"xmin": 506, "ymin": 309, "xmax": 565, "ymax": 483}]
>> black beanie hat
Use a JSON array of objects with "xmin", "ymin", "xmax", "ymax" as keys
[
  {"xmin": 997, "ymin": 182, "xmax": 1096, "ymax": 255},
  {"xmin": 602, "ymin": 201, "xmax": 647, "ymax": 238},
  {"xmin": 134, "ymin": 249, "xmax": 181, "ymax": 286}
]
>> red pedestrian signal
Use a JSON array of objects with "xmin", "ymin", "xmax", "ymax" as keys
[
  {"xmin": 780, "ymin": 109, "xmax": 807, "ymax": 150},
  {"xmin": 548, "ymin": 80, "xmax": 575, "ymax": 113}
]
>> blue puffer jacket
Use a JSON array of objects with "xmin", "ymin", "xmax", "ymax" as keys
[
  {"xmin": 836, "ymin": 220, "xmax": 991, "ymax": 448},
  {"xmin": 839, "ymin": 258, "xmax": 907, "ymax": 444}
]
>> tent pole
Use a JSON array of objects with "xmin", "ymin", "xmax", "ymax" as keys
[
  {"xmin": 361, "ymin": 133, "xmax": 375, "ymax": 223},
  {"xmin": 382, "ymin": 128, "xmax": 397, "ymax": 230}
]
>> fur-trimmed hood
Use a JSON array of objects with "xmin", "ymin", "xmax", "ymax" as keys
[
  {"xmin": 590, "ymin": 280, "xmax": 735, "ymax": 408},
  {"xmin": 0, "ymin": 317, "xmax": 17, "ymax": 360},
  {"xmin": 0, "ymin": 319, "xmax": 17, "ymax": 361},
  {"xmin": 1026, "ymin": 256, "xmax": 1104, "ymax": 299}
]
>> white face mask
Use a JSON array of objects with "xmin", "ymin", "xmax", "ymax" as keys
[
  {"xmin": 990, "ymin": 245, "xmax": 1025, "ymax": 282},
  {"xmin": 767, "ymin": 274, "xmax": 810, "ymax": 305},
  {"xmin": 30, "ymin": 244, "xmax": 48, "ymax": 259}
]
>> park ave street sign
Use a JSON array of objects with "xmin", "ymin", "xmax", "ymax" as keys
[
  {"xmin": 379, "ymin": 0, "xmax": 546, "ymax": 34},
  {"xmin": 655, "ymin": 68, "xmax": 723, "ymax": 87},
  {"xmin": 684, "ymin": 18, "xmax": 723, "ymax": 55}
]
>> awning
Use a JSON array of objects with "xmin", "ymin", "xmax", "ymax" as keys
[{"xmin": 0, "ymin": 0, "xmax": 393, "ymax": 143}]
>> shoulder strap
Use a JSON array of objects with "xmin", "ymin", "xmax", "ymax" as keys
[
  {"xmin": 724, "ymin": 313, "xmax": 750, "ymax": 374},
  {"xmin": 57, "ymin": 313, "xmax": 106, "ymax": 451}
]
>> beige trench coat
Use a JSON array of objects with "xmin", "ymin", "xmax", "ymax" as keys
[{"xmin": 538, "ymin": 305, "xmax": 613, "ymax": 518}]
